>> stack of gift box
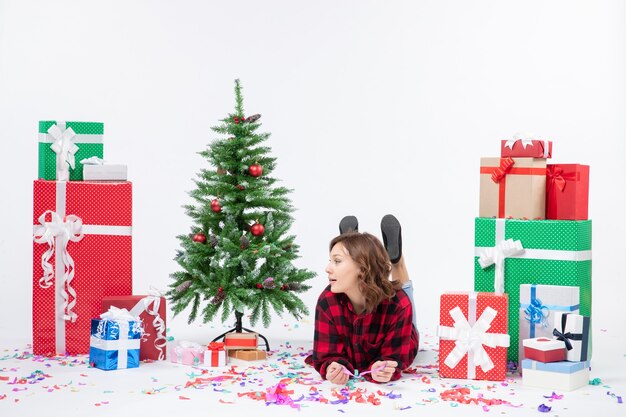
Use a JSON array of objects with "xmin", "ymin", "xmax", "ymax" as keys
[
  {"xmin": 32, "ymin": 120, "xmax": 269, "ymax": 371},
  {"xmin": 32, "ymin": 120, "xmax": 168, "ymax": 370},
  {"xmin": 438, "ymin": 133, "xmax": 592, "ymax": 390},
  {"xmin": 168, "ymin": 332, "xmax": 267, "ymax": 368}
]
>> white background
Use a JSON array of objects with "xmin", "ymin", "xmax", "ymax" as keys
[{"xmin": 1, "ymin": 0, "xmax": 625, "ymax": 347}]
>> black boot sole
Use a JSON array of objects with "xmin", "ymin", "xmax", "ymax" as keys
[
  {"xmin": 381, "ymin": 214, "xmax": 402, "ymax": 264},
  {"xmin": 339, "ymin": 215, "xmax": 359, "ymax": 234}
]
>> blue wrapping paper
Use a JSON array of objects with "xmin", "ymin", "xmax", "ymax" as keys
[
  {"xmin": 521, "ymin": 359, "xmax": 590, "ymax": 374},
  {"xmin": 89, "ymin": 318, "xmax": 142, "ymax": 370}
]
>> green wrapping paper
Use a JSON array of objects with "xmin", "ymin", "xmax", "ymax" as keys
[
  {"xmin": 38, "ymin": 121, "xmax": 104, "ymax": 180},
  {"xmin": 473, "ymin": 217, "xmax": 592, "ymax": 363}
]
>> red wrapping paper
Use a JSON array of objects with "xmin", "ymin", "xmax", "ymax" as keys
[
  {"xmin": 546, "ymin": 164, "xmax": 590, "ymax": 220},
  {"xmin": 32, "ymin": 180, "xmax": 132, "ymax": 355},
  {"xmin": 102, "ymin": 295, "xmax": 167, "ymax": 360},
  {"xmin": 439, "ymin": 292, "xmax": 509, "ymax": 381},
  {"xmin": 224, "ymin": 332, "xmax": 258, "ymax": 349},
  {"xmin": 501, "ymin": 139, "xmax": 552, "ymax": 159}
]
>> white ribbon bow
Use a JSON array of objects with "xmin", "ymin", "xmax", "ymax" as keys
[
  {"xmin": 33, "ymin": 210, "xmax": 84, "ymax": 322},
  {"xmin": 504, "ymin": 132, "xmax": 550, "ymax": 157},
  {"xmin": 438, "ymin": 306, "xmax": 510, "ymax": 378},
  {"xmin": 129, "ymin": 288, "xmax": 167, "ymax": 360},
  {"xmin": 478, "ymin": 238, "xmax": 524, "ymax": 294},
  {"xmin": 101, "ymin": 306, "xmax": 137, "ymax": 322},
  {"xmin": 95, "ymin": 307, "xmax": 142, "ymax": 369},
  {"xmin": 80, "ymin": 156, "xmax": 106, "ymax": 165},
  {"xmin": 48, "ymin": 124, "xmax": 79, "ymax": 181}
]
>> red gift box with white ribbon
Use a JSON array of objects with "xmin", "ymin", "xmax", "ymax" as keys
[
  {"xmin": 500, "ymin": 135, "xmax": 552, "ymax": 159},
  {"xmin": 32, "ymin": 180, "xmax": 132, "ymax": 355},
  {"xmin": 438, "ymin": 292, "xmax": 510, "ymax": 381},
  {"xmin": 102, "ymin": 294, "xmax": 167, "ymax": 360}
]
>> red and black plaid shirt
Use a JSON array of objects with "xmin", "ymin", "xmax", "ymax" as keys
[{"xmin": 308, "ymin": 285, "xmax": 419, "ymax": 383}]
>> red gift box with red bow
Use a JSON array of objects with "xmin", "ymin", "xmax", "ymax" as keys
[{"xmin": 546, "ymin": 164, "xmax": 590, "ymax": 220}]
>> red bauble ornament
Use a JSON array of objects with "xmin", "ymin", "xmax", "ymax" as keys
[
  {"xmin": 210, "ymin": 199, "xmax": 222, "ymax": 212},
  {"xmin": 250, "ymin": 222, "xmax": 265, "ymax": 236},
  {"xmin": 236, "ymin": 184, "xmax": 245, "ymax": 191},
  {"xmin": 248, "ymin": 163, "xmax": 263, "ymax": 177},
  {"xmin": 192, "ymin": 232, "xmax": 207, "ymax": 243},
  {"xmin": 256, "ymin": 283, "xmax": 263, "ymax": 289},
  {"xmin": 281, "ymin": 284, "xmax": 288, "ymax": 291},
  {"xmin": 218, "ymin": 287, "xmax": 223, "ymax": 293}
]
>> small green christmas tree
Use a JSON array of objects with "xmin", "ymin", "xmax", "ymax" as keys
[{"xmin": 168, "ymin": 79, "xmax": 315, "ymax": 328}]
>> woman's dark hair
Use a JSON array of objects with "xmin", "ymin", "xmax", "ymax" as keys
[{"xmin": 329, "ymin": 232, "xmax": 402, "ymax": 313}]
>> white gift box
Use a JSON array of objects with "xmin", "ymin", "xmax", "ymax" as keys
[
  {"xmin": 553, "ymin": 312, "xmax": 590, "ymax": 362},
  {"xmin": 519, "ymin": 284, "xmax": 580, "ymax": 363},
  {"xmin": 522, "ymin": 359, "xmax": 590, "ymax": 391},
  {"xmin": 83, "ymin": 164, "xmax": 128, "ymax": 180},
  {"xmin": 203, "ymin": 348, "xmax": 228, "ymax": 367}
]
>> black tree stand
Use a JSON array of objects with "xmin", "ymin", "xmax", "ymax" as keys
[{"xmin": 211, "ymin": 311, "xmax": 270, "ymax": 351}]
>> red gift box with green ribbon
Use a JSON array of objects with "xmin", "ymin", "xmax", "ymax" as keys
[
  {"xmin": 546, "ymin": 164, "xmax": 590, "ymax": 220},
  {"xmin": 32, "ymin": 180, "xmax": 132, "ymax": 355}
]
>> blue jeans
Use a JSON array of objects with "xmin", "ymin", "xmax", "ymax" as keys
[{"xmin": 402, "ymin": 280, "xmax": 418, "ymax": 332}]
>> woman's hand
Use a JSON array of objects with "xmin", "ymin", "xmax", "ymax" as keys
[
  {"xmin": 370, "ymin": 360, "xmax": 398, "ymax": 383},
  {"xmin": 325, "ymin": 361, "xmax": 349, "ymax": 385}
]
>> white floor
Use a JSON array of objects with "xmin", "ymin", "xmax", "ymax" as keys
[{"xmin": 1, "ymin": 320, "xmax": 624, "ymax": 417}]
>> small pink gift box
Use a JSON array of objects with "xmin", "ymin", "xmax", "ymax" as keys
[
  {"xmin": 169, "ymin": 341, "xmax": 204, "ymax": 366},
  {"xmin": 523, "ymin": 337, "xmax": 566, "ymax": 363}
]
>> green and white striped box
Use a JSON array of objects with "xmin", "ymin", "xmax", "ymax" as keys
[
  {"xmin": 38, "ymin": 120, "xmax": 104, "ymax": 181},
  {"xmin": 473, "ymin": 217, "xmax": 592, "ymax": 363}
]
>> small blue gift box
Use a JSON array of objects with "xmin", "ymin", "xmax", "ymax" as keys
[{"xmin": 89, "ymin": 317, "xmax": 142, "ymax": 370}]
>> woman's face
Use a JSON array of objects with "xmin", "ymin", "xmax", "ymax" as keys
[{"xmin": 325, "ymin": 242, "xmax": 360, "ymax": 295}]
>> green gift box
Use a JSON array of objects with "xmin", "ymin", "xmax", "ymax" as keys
[
  {"xmin": 38, "ymin": 121, "xmax": 104, "ymax": 181},
  {"xmin": 473, "ymin": 217, "xmax": 592, "ymax": 363}
]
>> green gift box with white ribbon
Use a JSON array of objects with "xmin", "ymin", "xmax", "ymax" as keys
[
  {"xmin": 38, "ymin": 121, "xmax": 104, "ymax": 181},
  {"xmin": 473, "ymin": 217, "xmax": 592, "ymax": 363}
]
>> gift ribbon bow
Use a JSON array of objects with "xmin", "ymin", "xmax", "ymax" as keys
[
  {"xmin": 48, "ymin": 123, "xmax": 79, "ymax": 181},
  {"xmin": 524, "ymin": 298, "xmax": 549, "ymax": 327},
  {"xmin": 129, "ymin": 288, "xmax": 167, "ymax": 360},
  {"xmin": 95, "ymin": 307, "xmax": 142, "ymax": 369},
  {"xmin": 478, "ymin": 238, "xmax": 524, "ymax": 294},
  {"xmin": 208, "ymin": 342, "xmax": 225, "ymax": 351},
  {"xmin": 438, "ymin": 306, "xmax": 510, "ymax": 376},
  {"xmin": 490, "ymin": 157, "xmax": 515, "ymax": 183},
  {"xmin": 547, "ymin": 166, "xmax": 579, "ymax": 192},
  {"xmin": 552, "ymin": 314, "xmax": 583, "ymax": 351},
  {"xmin": 33, "ymin": 210, "xmax": 84, "ymax": 322},
  {"xmin": 504, "ymin": 133, "xmax": 550, "ymax": 158}
]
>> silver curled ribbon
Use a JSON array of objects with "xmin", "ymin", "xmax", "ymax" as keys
[
  {"xmin": 33, "ymin": 210, "xmax": 84, "ymax": 322},
  {"xmin": 129, "ymin": 288, "xmax": 167, "ymax": 360}
]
